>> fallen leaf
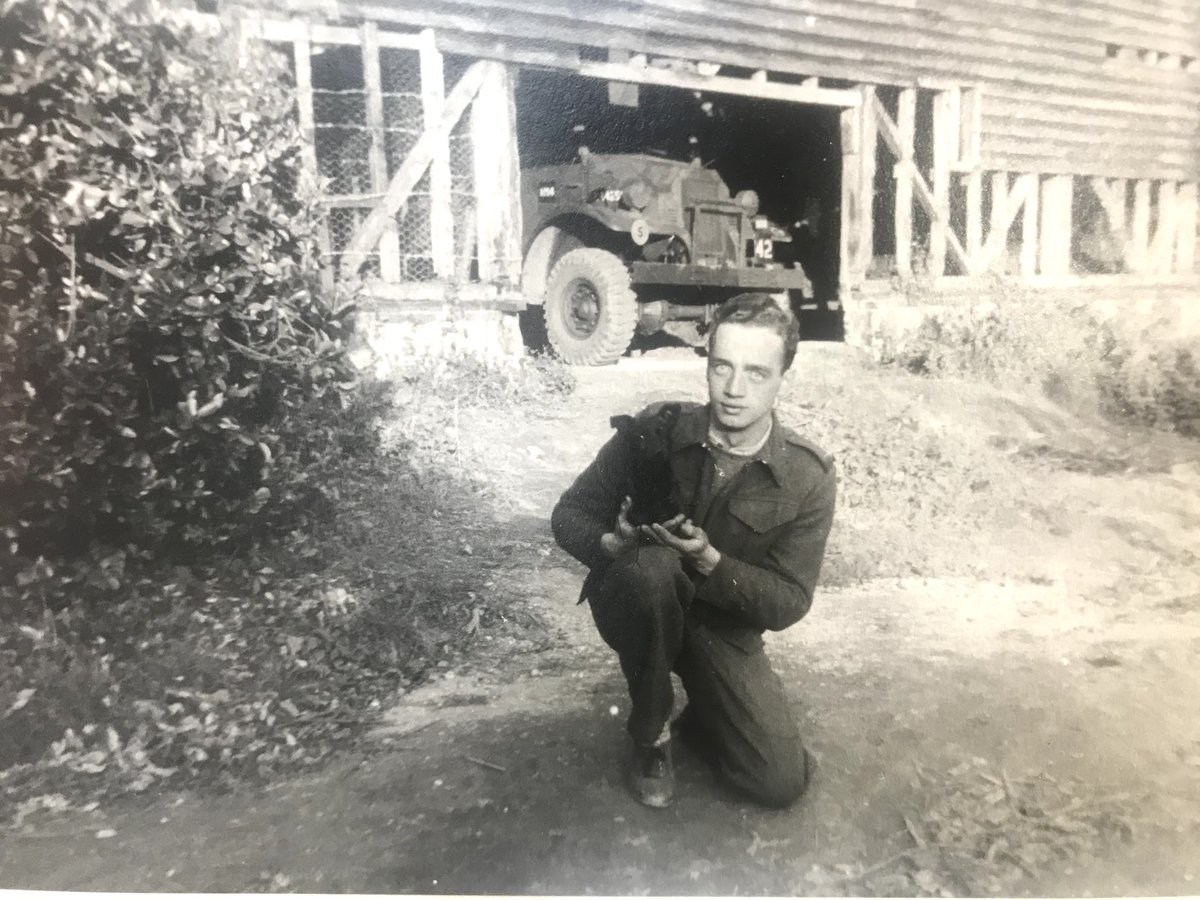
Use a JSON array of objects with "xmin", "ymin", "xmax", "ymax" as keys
[{"xmin": 4, "ymin": 688, "xmax": 35, "ymax": 716}]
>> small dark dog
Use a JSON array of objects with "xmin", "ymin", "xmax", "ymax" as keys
[{"xmin": 609, "ymin": 402, "xmax": 681, "ymax": 528}]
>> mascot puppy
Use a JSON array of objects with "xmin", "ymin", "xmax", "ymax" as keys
[{"xmin": 608, "ymin": 402, "xmax": 681, "ymax": 528}]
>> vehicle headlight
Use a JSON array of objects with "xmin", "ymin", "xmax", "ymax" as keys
[{"xmin": 735, "ymin": 189, "xmax": 760, "ymax": 217}]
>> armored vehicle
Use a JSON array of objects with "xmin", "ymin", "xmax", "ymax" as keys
[{"xmin": 520, "ymin": 151, "xmax": 812, "ymax": 365}]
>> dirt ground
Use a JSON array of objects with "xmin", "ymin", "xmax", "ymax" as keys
[{"xmin": 2, "ymin": 343, "xmax": 1200, "ymax": 895}]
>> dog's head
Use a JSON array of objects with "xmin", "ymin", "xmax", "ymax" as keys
[{"xmin": 610, "ymin": 403, "xmax": 680, "ymax": 464}]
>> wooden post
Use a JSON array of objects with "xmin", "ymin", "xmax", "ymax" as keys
[
  {"xmin": 858, "ymin": 85, "xmax": 877, "ymax": 278},
  {"xmin": 496, "ymin": 63, "xmax": 523, "ymax": 284},
  {"xmin": 838, "ymin": 104, "xmax": 863, "ymax": 292},
  {"xmin": 894, "ymin": 88, "xmax": 915, "ymax": 277},
  {"xmin": 984, "ymin": 171, "xmax": 1010, "ymax": 271},
  {"xmin": 292, "ymin": 23, "xmax": 333, "ymax": 291},
  {"xmin": 471, "ymin": 63, "xmax": 522, "ymax": 285},
  {"xmin": 929, "ymin": 90, "xmax": 955, "ymax": 277},
  {"xmin": 1150, "ymin": 180, "xmax": 1179, "ymax": 274},
  {"xmin": 1038, "ymin": 175, "xmax": 1073, "ymax": 277},
  {"xmin": 963, "ymin": 169, "xmax": 983, "ymax": 274},
  {"xmin": 362, "ymin": 23, "xmax": 401, "ymax": 282},
  {"xmin": 1019, "ymin": 173, "xmax": 1039, "ymax": 277},
  {"xmin": 420, "ymin": 29, "xmax": 455, "ymax": 280},
  {"xmin": 1130, "ymin": 179, "xmax": 1152, "ymax": 274},
  {"xmin": 1175, "ymin": 181, "xmax": 1197, "ymax": 274},
  {"xmin": 958, "ymin": 87, "xmax": 982, "ymax": 275}
]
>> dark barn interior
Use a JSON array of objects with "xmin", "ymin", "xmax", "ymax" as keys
[{"xmin": 515, "ymin": 67, "xmax": 844, "ymax": 336}]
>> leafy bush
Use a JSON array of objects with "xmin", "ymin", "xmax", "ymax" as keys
[
  {"xmin": 1101, "ymin": 339, "xmax": 1200, "ymax": 438},
  {"xmin": 878, "ymin": 292, "xmax": 1112, "ymax": 414},
  {"xmin": 0, "ymin": 0, "xmax": 371, "ymax": 604},
  {"xmin": 872, "ymin": 280, "xmax": 1200, "ymax": 436}
]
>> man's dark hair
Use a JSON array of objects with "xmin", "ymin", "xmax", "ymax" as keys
[{"xmin": 709, "ymin": 293, "xmax": 801, "ymax": 371}]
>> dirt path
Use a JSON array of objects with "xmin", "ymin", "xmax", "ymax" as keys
[{"xmin": 3, "ymin": 346, "xmax": 1200, "ymax": 895}]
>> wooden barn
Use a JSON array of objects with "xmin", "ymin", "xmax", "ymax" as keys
[{"xmin": 205, "ymin": 0, "xmax": 1200, "ymax": 360}]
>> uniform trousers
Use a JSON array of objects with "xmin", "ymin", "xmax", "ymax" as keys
[{"xmin": 588, "ymin": 545, "xmax": 810, "ymax": 808}]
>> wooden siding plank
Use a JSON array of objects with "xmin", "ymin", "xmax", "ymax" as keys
[
  {"xmin": 664, "ymin": 0, "xmax": 1200, "ymax": 78},
  {"xmin": 642, "ymin": 2, "xmax": 1200, "ymax": 101},
  {"xmin": 981, "ymin": 115, "xmax": 1198, "ymax": 149},
  {"xmin": 983, "ymin": 97, "xmax": 1199, "ymax": 137},
  {"xmin": 333, "ymin": 0, "xmax": 1200, "ymax": 183},
  {"xmin": 938, "ymin": 0, "xmax": 1199, "ymax": 60},
  {"xmin": 982, "ymin": 133, "xmax": 1194, "ymax": 163},
  {"xmin": 985, "ymin": 154, "xmax": 1187, "ymax": 183},
  {"xmin": 349, "ymin": 0, "xmax": 1200, "ymax": 107}
]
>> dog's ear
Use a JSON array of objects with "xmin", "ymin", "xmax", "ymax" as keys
[{"xmin": 609, "ymin": 414, "xmax": 634, "ymax": 433}]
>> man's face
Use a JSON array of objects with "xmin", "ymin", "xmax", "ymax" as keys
[{"xmin": 706, "ymin": 322, "xmax": 788, "ymax": 433}]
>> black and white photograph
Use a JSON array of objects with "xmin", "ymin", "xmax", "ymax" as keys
[{"xmin": 1, "ymin": 0, "xmax": 1198, "ymax": 894}]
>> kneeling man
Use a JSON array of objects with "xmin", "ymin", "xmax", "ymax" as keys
[{"xmin": 551, "ymin": 293, "xmax": 837, "ymax": 809}]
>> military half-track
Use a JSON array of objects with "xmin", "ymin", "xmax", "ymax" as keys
[{"xmin": 520, "ymin": 151, "xmax": 812, "ymax": 365}]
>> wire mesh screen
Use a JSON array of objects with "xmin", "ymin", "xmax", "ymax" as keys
[
  {"xmin": 301, "ymin": 40, "xmax": 485, "ymax": 284},
  {"xmin": 449, "ymin": 115, "xmax": 477, "ymax": 280},
  {"xmin": 379, "ymin": 47, "xmax": 433, "ymax": 280},
  {"xmin": 313, "ymin": 95, "xmax": 372, "ymax": 194}
]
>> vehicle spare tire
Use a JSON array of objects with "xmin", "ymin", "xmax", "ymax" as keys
[{"xmin": 542, "ymin": 248, "xmax": 638, "ymax": 366}]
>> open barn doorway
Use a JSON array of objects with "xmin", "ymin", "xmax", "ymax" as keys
[{"xmin": 514, "ymin": 66, "xmax": 845, "ymax": 359}]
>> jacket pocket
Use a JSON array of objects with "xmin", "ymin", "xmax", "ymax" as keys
[{"xmin": 727, "ymin": 495, "xmax": 797, "ymax": 534}]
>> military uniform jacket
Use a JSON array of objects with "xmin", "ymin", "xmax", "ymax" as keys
[{"xmin": 551, "ymin": 401, "xmax": 837, "ymax": 649}]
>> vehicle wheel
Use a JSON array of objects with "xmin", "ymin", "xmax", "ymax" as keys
[{"xmin": 542, "ymin": 248, "xmax": 637, "ymax": 365}]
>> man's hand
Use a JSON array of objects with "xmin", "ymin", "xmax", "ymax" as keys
[
  {"xmin": 642, "ymin": 517, "xmax": 722, "ymax": 576},
  {"xmin": 599, "ymin": 495, "xmax": 640, "ymax": 559}
]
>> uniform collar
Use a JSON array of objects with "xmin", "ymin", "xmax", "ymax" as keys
[{"xmin": 673, "ymin": 403, "xmax": 788, "ymax": 486}]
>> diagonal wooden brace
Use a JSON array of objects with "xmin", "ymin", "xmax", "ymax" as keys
[
  {"xmin": 339, "ymin": 60, "xmax": 492, "ymax": 280},
  {"xmin": 892, "ymin": 159, "xmax": 971, "ymax": 275}
]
